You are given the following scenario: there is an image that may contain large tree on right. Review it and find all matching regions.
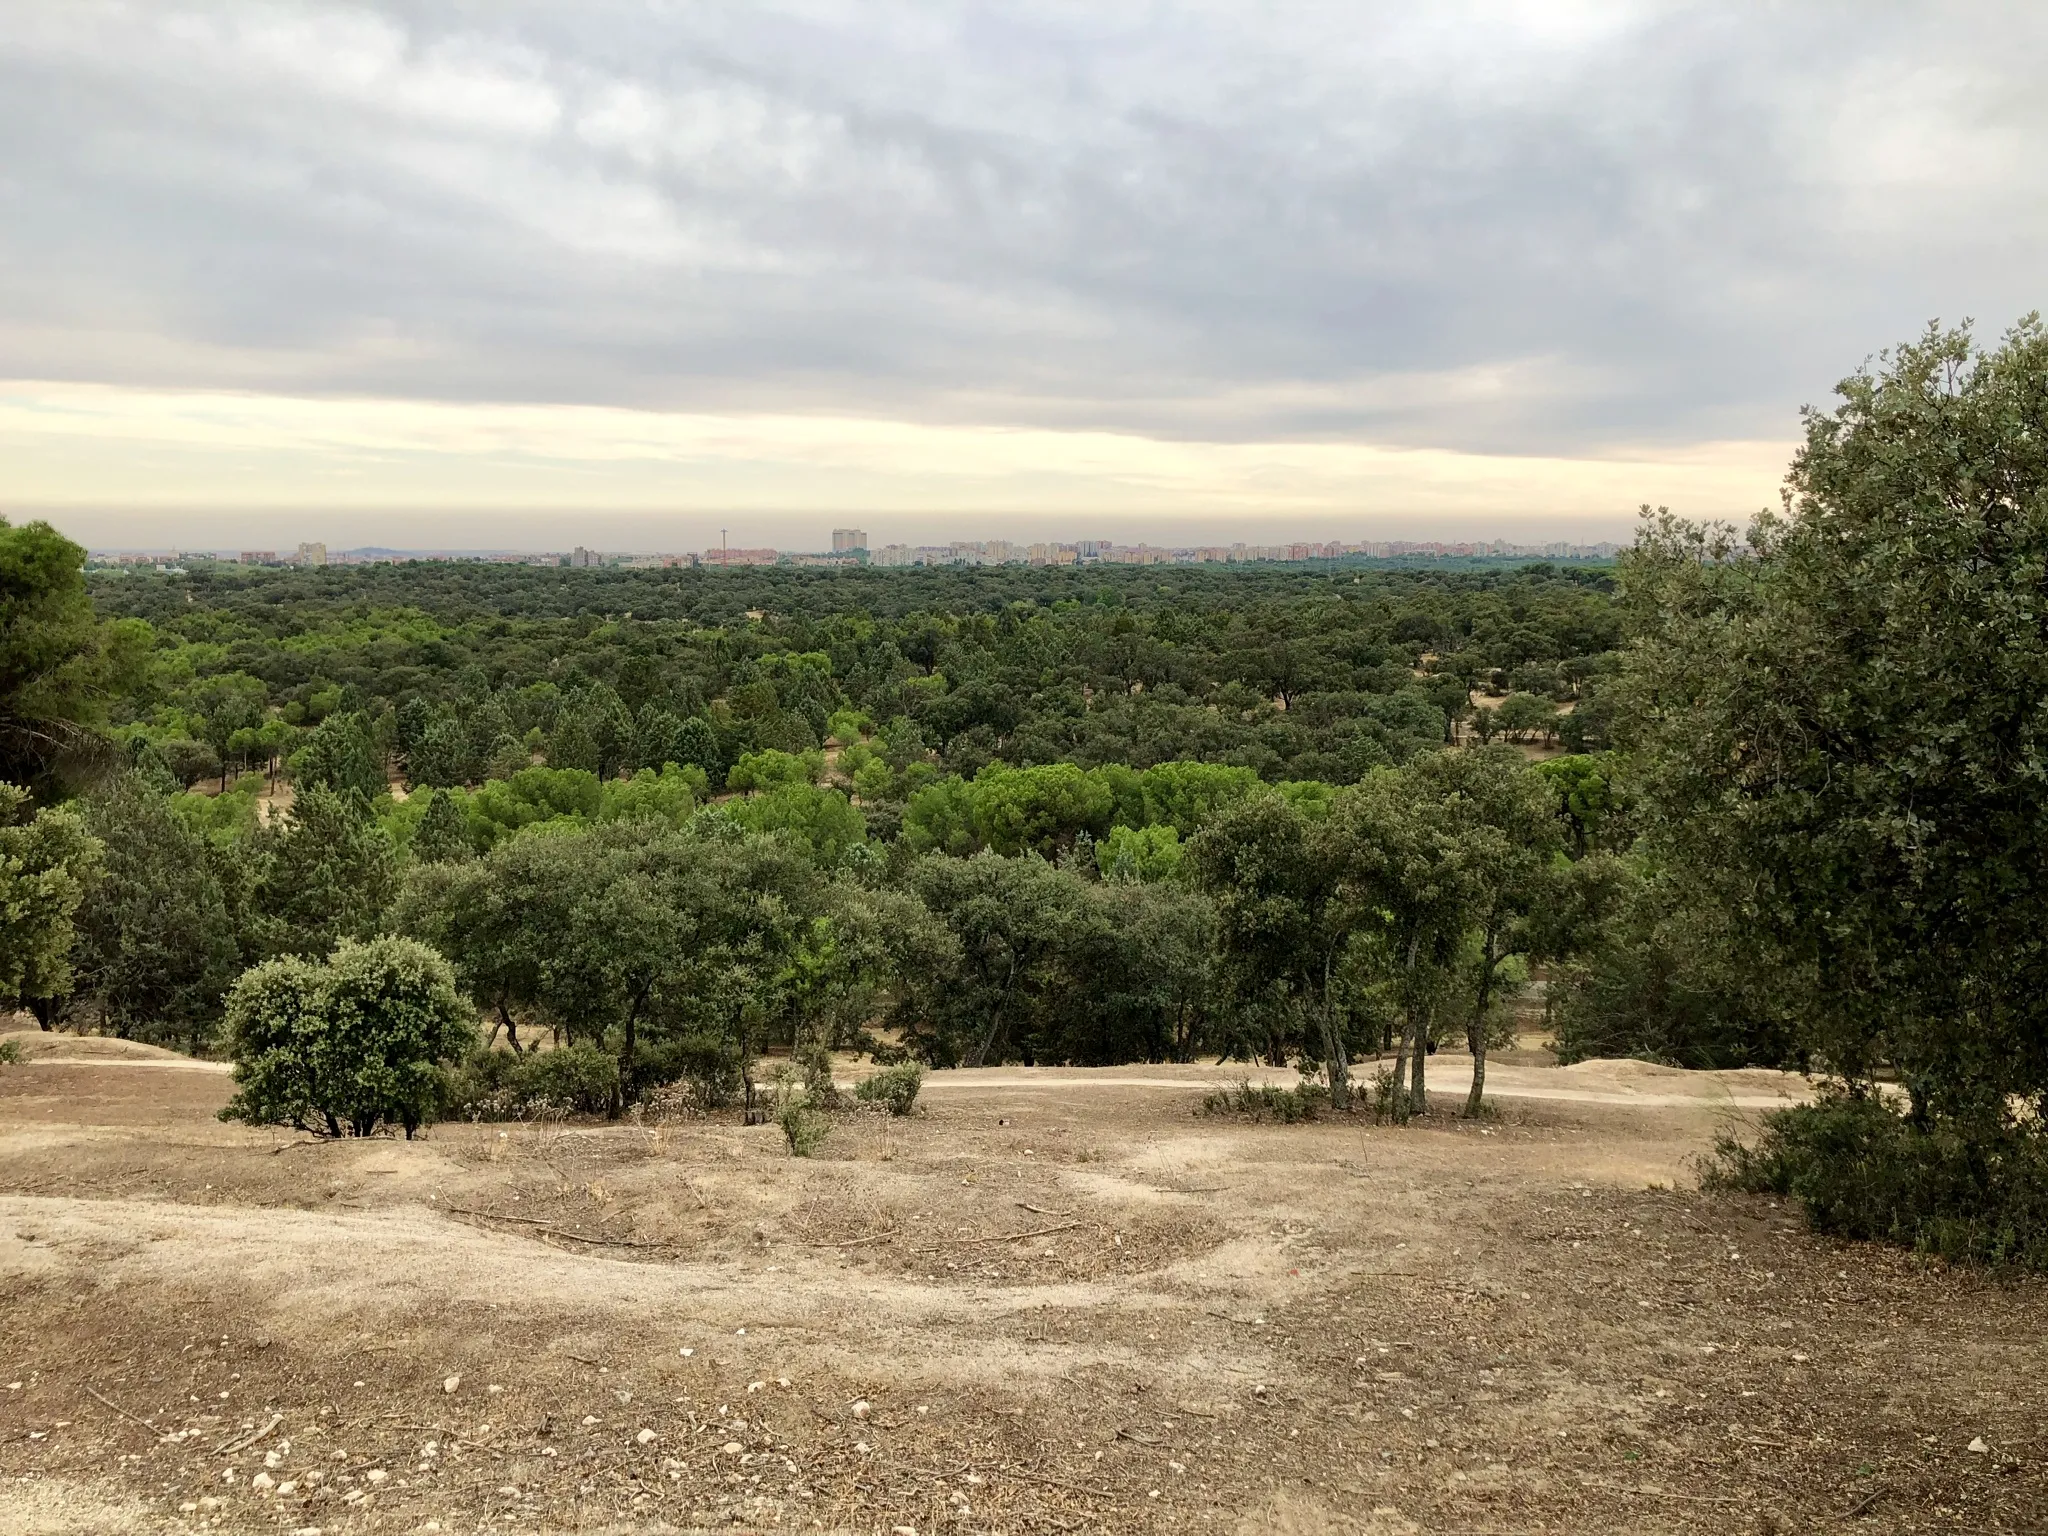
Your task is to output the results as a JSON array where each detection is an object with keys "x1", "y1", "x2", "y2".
[{"x1": 1624, "y1": 317, "x2": 2048, "y2": 1139}]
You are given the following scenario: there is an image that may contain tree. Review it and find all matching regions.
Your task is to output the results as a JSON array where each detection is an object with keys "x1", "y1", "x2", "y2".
[
  {"x1": 219, "y1": 936, "x2": 474, "y2": 1138},
  {"x1": 1405, "y1": 747, "x2": 1564, "y2": 1114},
  {"x1": 291, "y1": 711, "x2": 386, "y2": 802},
  {"x1": 1326, "y1": 763, "x2": 1481, "y2": 1116},
  {"x1": 1186, "y1": 794, "x2": 1355, "y2": 1104},
  {"x1": 73, "y1": 774, "x2": 244, "y2": 1049},
  {"x1": 1622, "y1": 318, "x2": 2048, "y2": 1192},
  {"x1": 411, "y1": 788, "x2": 473, "y2": 865},
  {"x1": 251, "y1": 785, "x2": 398, "y2": 959},
  {"x1": 0, "y1": 519, "x2": 148, "y2": 795},
  {"x1": 906, "y1": 852, "x2": 1093, "y2": 1067},
  {"x1": 0, "y1": 783, "x2": 101, "y2": 1024}
]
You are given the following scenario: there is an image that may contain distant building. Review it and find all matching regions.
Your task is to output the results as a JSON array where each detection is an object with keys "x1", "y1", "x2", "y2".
[
  {"x1": 239, "y1": 551, "x2": 277, "y2": 565},
  {"x1": 831, "y1": 528, "x2": 868, "y2": 555},
  {"x1": 296, "y1": 542, "x2": 327, "y2": 567}
]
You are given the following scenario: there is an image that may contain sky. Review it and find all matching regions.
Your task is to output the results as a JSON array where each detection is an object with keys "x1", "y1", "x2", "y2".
[{"x1": 2, "y1": 1, "x2": 2044, "y2": 551}]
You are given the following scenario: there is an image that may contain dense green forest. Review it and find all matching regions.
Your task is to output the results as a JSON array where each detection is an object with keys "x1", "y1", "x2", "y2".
[{"x1": 7, "y1": 318, "x2": 2048, "y2": 1268}]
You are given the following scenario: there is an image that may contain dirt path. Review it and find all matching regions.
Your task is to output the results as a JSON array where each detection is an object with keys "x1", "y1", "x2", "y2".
[{"x1": 0, "y1": 1052, "x2": 2041, "y2": 1534}]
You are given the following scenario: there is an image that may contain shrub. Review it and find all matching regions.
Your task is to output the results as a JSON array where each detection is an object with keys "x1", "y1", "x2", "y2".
[
  {"x1": 446, "y1": 1041, "x2": 622, "y2": 1118},
  {"x1": 1200, "y1": 1078, "x2": 1327, "y2": 1124},
  {"x1": 854, "y1": 1060, "x2": 924, "y2": 1116},
  {"x1": 778, "y1": 1096, "x2": 830, "y2": 1156},
  {"x1": 0, "y1": 1038, "x2": 18, "y2": 1066},
  {"x1": 634, "y1": 1031, "x2": 742, "y2": 1109},
  {"x1": 219, "y1": 937, "x2": 474, "y2": 1138},
  {"x1": 1701, "y1": 1089, "x2": 2048, "y2": 1272}
]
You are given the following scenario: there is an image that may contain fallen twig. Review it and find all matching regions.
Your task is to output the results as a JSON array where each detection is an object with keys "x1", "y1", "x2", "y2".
[
  {"x1": 916, "y1": 1222, "x2": 1082, "y2": 1251},
  {"x1": 1844, "y1": 1487, "x2": 1888, "y2": 1519},
  {"x1": 446, "y1": 1206, "x2": 668, "y2": 1249},
  {"x1": 219, "y1": 1414, "x2": 282, "y2": 1456},
  {"x1": 1576, "y1": 1479, "x2": 1739, "y2": 1505},
  {"x1": 1114, "y1": 1427, "x2": 1162, "y2": 1445},
  {"x1": 806, "y1": 1229, "x2": 897, "y2": 1249},
  {"x1": 1015, "y1": 1203, "x2": 1071, "y2": 1216},
  {"x1": 85, "y1": 1385, "x2": 156, "y2": 1432}
]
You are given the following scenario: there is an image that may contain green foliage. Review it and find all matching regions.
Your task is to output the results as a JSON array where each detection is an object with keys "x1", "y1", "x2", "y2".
[
  {"x1": 1200, "y1": 1078, "x2": 1328, "y2": 1123},
  {"x1": 290, "y1": 710, "x2": 386, "y2": 803},
  {"x1": 1096, "y1": 822, "x2": 1182, "y2": 883},
  {"x1": 1703, "y1": 1090, "x2": 2048, "y2": 1271},
  {"x1": 726, "y1": 748, "x2": 824, "y2": 792},
  {"x1": 73, "y1": 773, "x2": 244, "y2": 1047},
  {"x1": 168, "y1": 775, "x2": 265, "y2": 846},
  {"x1": 0, "y1": 1038, "x2": 18, "y2": 1066},
  {"x1": 1621, "y1": 318, "x2": 2048, "y2": 1125},
  {"x1": 854, "y1": 1060, "x2": 924, "y2": 1116},
  {"x1": 777, "y1": 1092, "x2": 831, "y2": 1156},
  {"x1": 220, "y1": 936, "x2": 474, "y2": 1138},
  {"x1": 446, "y1": 1042, "x2": 621, "y2": 1118},
  {"x1": 722, "y1": 781, "x2": 867, "y2": 866},
  {"x1": 251, "y1": 785, "x2": 398, "y2": 959},
  {"x1": 0, "y1": 783, "x2": 102, "y2": 1017},
  {"x1": 1, "y1": 517, "x2": 148, "y2": 793}
]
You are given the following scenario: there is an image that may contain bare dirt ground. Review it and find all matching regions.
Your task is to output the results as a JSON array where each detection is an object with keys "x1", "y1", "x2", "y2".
[{"x1": 1, "y1": 1034, "x2": 2044, "y2": 1535}]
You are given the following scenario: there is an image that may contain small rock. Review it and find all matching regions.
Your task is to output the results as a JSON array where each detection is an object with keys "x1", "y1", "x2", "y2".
[
  {"x1": 276, "y1": 1480, "x2": 297, "y2": 1495},
  {"x1": 264, "y1": 1449, "x2": 283, "y2": 1468},
  {"x1": 636, "y1": 1428, "x2": 657, "y2": 1445},
  {"x1": 252, "y1": 1472, "x2": 275, "y2": 1492},
  {"x1": 679, "y1": 1347, "x2": 695, "y2": 1358},
  {"x1": 851, "y1": 1399, "x2": 872, "y2": 1419},
  {"x1": 721, "y1": 1441, "x2": 744, "y2": 1455},
  {"x1": 442, "y1": 1375, "x2": 461, "y2": 1394},
  {"x1": 1968, "y1": 1437, "x2": 1989, "y2": 1454},
  {"x1": 364, "y1": 1468, "x2": 388, "y2": 1485}
]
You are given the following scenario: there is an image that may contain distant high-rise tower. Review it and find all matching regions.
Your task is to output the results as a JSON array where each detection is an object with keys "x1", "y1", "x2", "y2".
[
  {"x1": 296, "y1": 541, "x2": 327, "y2": 568},
  {"x1": 832, "y1": 528, "x2": 868, "y2": 555}
]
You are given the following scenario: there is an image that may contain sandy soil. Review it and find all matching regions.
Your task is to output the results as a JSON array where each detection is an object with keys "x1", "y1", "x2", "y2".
[{"x1": 0, "y1": 1041, "x2": 2042, "y2": 1535}]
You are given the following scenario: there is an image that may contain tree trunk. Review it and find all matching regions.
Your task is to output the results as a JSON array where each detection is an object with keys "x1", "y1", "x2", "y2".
[
  {"x1": 1409, "y1": 1002, "x2": 1430, "y2": 1115},
  {"x1": 965, "y1": 956, "x2": 1019, "y2": 1068},
  {"x1": 1465, "y1": 930, "x2": 1500, "y2": 1118},
  {"x1": 1321, "y1": 947, "x2": 1350, "y2": 1110},
  {"x1": 498, "y1": 1002, "x2": 525, "y2": 1055}
]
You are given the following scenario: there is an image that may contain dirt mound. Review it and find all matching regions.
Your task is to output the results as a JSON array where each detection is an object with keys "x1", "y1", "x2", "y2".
[{"x1": 0, "y1": 1030, "x2": 197, "y2": 1064}]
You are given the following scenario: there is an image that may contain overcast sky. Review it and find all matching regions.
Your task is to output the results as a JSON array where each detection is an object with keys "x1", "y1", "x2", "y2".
[{"x1": 3, "y1": 1, "x2": 2044, "y2": 549}]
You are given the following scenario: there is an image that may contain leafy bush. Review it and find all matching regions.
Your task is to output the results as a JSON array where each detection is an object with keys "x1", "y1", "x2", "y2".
[
  {"x1": 634, "y1": 1031, "x2": 742, "y2": 1109},
  {"x1": 219, "y1": 937, "x2": 474, "y2": 1138},
  {"x1": 447, "y1": 1042, "x2": 620, "y2": 1117},
  {"x1": 1200, "y1": 1078, "x2": 1327, "y2": 1123},
  {"x1": 854, "y1": 1060, "x2": 924, "y2": 1116},
  {"x1": 778, "y1": 1096, "x2": 830, "y2": 1156},
  {"x1": 0, "y1": 1038, "x2": 19, "y2": 1066},
  {"x1": 1702, "y1": 1090, "x2": 2048, "y2": 1272}
]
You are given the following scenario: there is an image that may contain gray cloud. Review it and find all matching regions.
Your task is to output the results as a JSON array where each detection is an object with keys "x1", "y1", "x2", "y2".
[{"x1": 2, "y1": 0, "x2": 2043, "y2": 452}]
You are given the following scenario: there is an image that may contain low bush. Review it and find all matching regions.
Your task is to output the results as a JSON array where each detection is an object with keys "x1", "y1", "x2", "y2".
[
  {"x1": 446, "y1": 1042, "x2": 620, "y2": 1118},
  {"x1": 854, "y1": 1060, "x2": 924, "y2": 1116},
  {"x1": 1200, "y1": 1078, "x2": 1327, "y2": 1123},
  {"x1": 1701, "y1": 1089, "x2": 2048, "y2": 1272},
  {"x1": 778, "y1": 1096, "x2": 830, "y2": 1156},
  {"x1": 0, "y1": 1038, "x2": 18, "y2": 1066},
  {"x1": 219, "y1": 937, "x2": 473, "y2": 1138}
]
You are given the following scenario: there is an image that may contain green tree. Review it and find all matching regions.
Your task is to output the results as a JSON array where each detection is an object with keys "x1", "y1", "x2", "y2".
[
  {"x1": 411, "y1": 788, "x2": 473, "y2": 864},
  {"x1": 1, "y1": 518, "x2": 148, "y2": 794},
  {"x1": 1622, "y1": 318, "x2": 2048, "y2": 1210},
  {"x1": 252, "y1": 785, "x2": 398, "y2": 958},
  {"x1": 72, "y1": 774, "x2": 245, "y2": 1049},
  {"x1": 1406, "y1": 747, "x2": 1564, "y2": 1114},
  {"x1": 219, "y1": 936, "x2": 474, "y2": 1138},
  {"x1": 0, "y1": 783, "x2": 102, "y2": 1024},
  {"x1": 1185, "y1": 793, "x2": 1355, "y2": 1103},
  {"x1": 291, "y1": 711, "x2": 386, "y2": 802}
]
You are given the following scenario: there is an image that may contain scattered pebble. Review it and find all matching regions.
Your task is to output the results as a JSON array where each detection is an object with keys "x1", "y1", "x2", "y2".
[
  {"x1": 636, "y1": 1428, "x2": 657, "y2": 1445},
  {"x1": 442, "y1": 1375, "x2": 461, "y2": 1394},
  {"x1": 1969, "y1": 1437, "x2": 1989, "y2": 1454},
  {"x1": 851, "y1": 1399, "x2": 872, "y2": 1419}
]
